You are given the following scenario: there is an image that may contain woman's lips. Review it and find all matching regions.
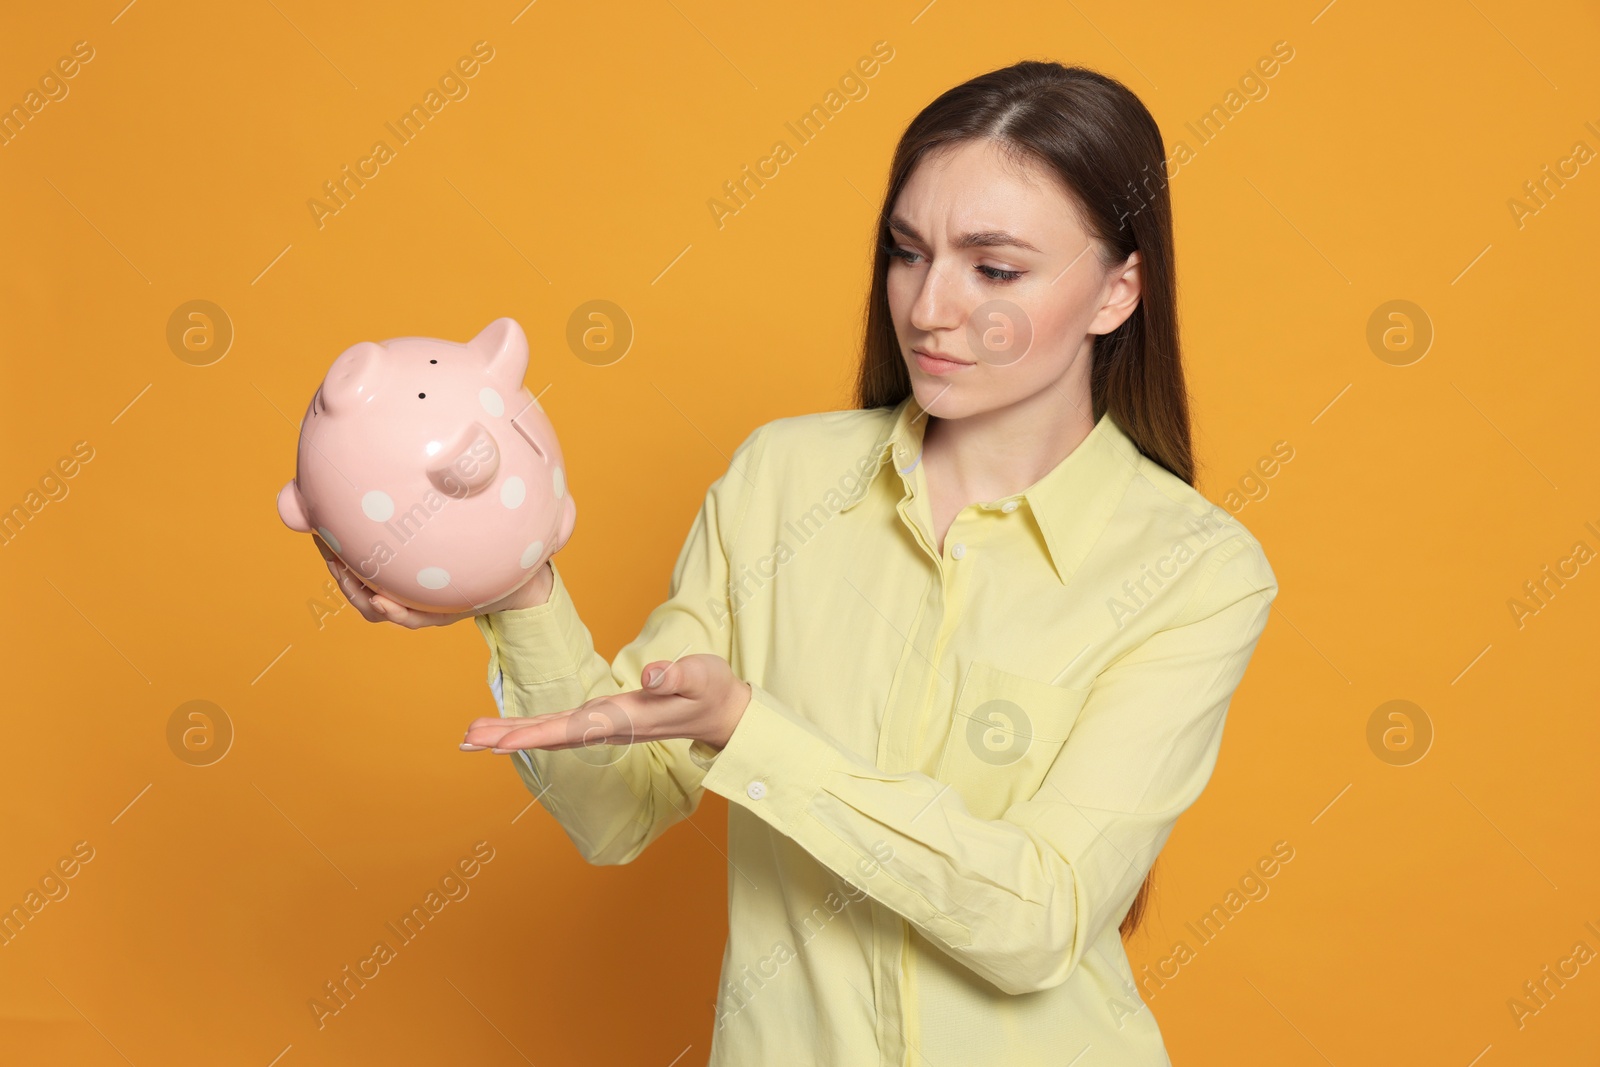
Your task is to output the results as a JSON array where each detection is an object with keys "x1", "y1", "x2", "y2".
[{"x1": 914, "y1": 349, "x2": 971, "y2": 375}]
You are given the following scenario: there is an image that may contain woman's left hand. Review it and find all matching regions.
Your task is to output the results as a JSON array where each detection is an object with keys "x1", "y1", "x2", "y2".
[{"x1": 460, "y1": 653, "x2": 753, "y2": 755}]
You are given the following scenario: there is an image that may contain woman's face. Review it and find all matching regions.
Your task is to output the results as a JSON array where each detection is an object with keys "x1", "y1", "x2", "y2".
[{"x1": 884, "y1": 137, "x2": 1142, "y2": 421}]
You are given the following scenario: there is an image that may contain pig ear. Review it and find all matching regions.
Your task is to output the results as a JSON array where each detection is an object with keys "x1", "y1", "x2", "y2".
[
  {"x1": 321, "y1": 341, "x2": 384, "y2": 415},
  {"x1": 277, "y1": 481, "x2": 313, "y2": 532},
  {"x1": 469, "y1": 318, "x2": 529, "y2": 386}
]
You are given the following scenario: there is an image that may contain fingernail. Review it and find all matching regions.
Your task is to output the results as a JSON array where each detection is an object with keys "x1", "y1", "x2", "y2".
[
  {"x1": 372, "y1": 600, "x2": 387, "y2": 614},
  {"x1": 489, "y1": 747, "x2": 512, "y2": 754},
  {"x1": 460, "y1": 743, "x2": 488, "y2": 751},
  {"x1": 644, "y1": 668, "x2": 662, "y2": 687}
]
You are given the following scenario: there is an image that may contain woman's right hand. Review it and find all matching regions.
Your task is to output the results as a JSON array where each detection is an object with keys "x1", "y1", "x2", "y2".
[{"x1": 314, "y1": 534, "x2": 554, "y2": 629}]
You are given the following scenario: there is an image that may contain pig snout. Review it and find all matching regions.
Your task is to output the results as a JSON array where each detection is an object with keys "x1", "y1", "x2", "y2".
[{"x1": 427, "y1": 421, "x2": 501, "y2": 498}]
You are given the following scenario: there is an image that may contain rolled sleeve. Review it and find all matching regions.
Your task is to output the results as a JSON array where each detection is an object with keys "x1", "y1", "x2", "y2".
[
  {"x1": 689, "y1": 684, "x2": 844, "y2": 831},
  {"x1": 473, "y1": 559, "x2": 590, "y2": 698}
]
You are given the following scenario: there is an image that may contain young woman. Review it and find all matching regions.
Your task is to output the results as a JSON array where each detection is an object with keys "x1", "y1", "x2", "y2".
[{"x1": 322, "y1": 60, "x2": 1279, "y2": 1066}]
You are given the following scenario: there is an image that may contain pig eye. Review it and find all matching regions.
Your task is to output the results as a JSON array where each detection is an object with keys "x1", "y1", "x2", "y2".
[
  {"x1": 418, "y1": 393, "x2": 426, "y2": 399},
  {"x1": 430, "y1": 359, "x2": 437, "y2": 364}
]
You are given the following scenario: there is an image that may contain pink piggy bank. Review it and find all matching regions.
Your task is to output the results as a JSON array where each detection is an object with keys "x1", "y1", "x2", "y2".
[{"x1": 276, "y1": 317, "x2": 576, "y2": 613}]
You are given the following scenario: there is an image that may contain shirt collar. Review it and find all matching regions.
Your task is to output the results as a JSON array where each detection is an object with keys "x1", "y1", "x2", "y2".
[{"x1": 840, "y1": 393, "x2": 1144, "y2": 585}]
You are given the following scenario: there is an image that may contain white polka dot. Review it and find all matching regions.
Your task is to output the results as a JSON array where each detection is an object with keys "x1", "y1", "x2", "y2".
[
  {"x1": 500, "y1": 476, "x2": 526, "y2": 508},
  {"x1": 519, "y1": 540, "x2": 545, "y2": 568},
  {"x1": 553, "y1": 466, "x2": 565, "y2": 499},
  {"x1": 479, "y1": 387, "x2": 505, "y2": 417},
  {"x1": 316, "y1": 526, "x2": 341, "y2": 553},
  {"x1": 417, "y1": 566, "x2": 451, "y2": 589},
  {"x1": 362, "y1": 491, "x2": 394, "y2": 522}
]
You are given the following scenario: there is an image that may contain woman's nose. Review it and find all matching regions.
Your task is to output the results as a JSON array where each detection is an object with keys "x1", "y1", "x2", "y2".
[{"x1": 909, "y1": 259, "x2": 966, "y2": 333}]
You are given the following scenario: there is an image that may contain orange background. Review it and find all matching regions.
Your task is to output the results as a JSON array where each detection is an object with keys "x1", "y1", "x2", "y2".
[{"x1": 3, "y1": 0, "x2": 1597, "y2": 1063}]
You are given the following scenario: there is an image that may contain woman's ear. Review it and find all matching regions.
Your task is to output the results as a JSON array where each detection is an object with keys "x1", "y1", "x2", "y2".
[{"x1": 1089, "y1": 251, "x2": 1141, "y2": 336}]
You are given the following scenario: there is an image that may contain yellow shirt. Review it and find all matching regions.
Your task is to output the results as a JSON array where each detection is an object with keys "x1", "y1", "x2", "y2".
[{"x1": 474, "y1": 393, "x2": 1278, "y2": 1066}]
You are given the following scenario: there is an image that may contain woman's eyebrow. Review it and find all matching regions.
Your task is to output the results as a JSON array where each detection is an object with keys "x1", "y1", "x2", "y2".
[{"x1": 887, "y1": 215, "x2": 1043, "y2": 254}]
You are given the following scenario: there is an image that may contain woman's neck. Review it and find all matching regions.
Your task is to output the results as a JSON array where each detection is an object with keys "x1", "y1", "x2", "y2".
[{"x1": 921, "y1": 377, "x2": 1096, "y2": 505}]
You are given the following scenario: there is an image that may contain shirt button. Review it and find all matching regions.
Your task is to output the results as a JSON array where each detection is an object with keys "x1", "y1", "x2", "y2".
[
  {"x1": 746, "y1": 780, "x2": 767, "y2": 800},
  {"x1": 1001, "y1": 500, "x2": 1019, "y2": 513},
  {"x1": 951, "y1": 542, "x2": 966, "y2": 560}
]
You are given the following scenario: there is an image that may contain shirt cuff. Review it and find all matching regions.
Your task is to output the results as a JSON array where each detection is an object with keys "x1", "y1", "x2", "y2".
[
  {"x1": 689, "y1": 682, "x2": 851, "y2": 834},
  {"x1": 472, "y1": 561, "x2": 588, "y2": 689}
]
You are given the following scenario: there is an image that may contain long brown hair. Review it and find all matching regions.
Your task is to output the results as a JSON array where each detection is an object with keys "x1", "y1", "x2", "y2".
[{"x1": 854, "y1": 61, "x2": 1193, "y2": 939}]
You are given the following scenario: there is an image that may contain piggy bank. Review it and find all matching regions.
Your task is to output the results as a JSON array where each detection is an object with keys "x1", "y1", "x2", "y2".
[{"x1": 276, "y1": 317, "x2": 576, "y2": 613}]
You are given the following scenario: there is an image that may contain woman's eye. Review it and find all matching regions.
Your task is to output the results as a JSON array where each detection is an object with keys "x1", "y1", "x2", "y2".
[
  {"x1": 883, "y1": 241, "x2": 1022, "y2": 283},
  {"x1": 977, "y1": 264, "x2": 1024, "y2": 282},
  {"x1": 883, "y1": 242, "x2": 921, "y2": 265}
]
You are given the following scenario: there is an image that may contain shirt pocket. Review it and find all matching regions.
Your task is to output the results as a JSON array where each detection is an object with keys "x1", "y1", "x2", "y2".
[{"x1": 934, "y1": 660, "x2": 1092, "y2": 821}]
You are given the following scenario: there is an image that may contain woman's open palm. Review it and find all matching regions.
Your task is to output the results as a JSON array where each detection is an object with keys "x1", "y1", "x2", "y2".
[{"x1": 461, "y1": 653, "x2": 751, "y2": 754}]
